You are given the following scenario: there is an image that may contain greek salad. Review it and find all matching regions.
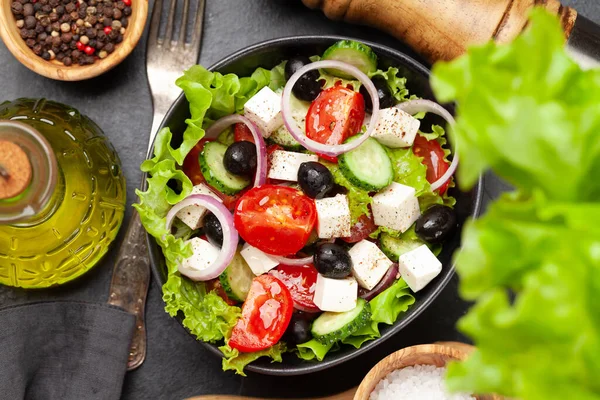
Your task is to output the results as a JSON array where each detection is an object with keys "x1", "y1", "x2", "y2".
[{"x1": 135, "y1": 40, "x2": 458, "y2": 375}]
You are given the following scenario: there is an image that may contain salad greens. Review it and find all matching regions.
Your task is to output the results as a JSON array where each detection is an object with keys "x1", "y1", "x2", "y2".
[
  {"x1": 135, "y1": 47, "x2": 452, "y2": 375},
  {"x1": 430, "y1": 9, "x2": 600, "y2": 399},
  {"x1": 297, "y1": 279, "x2": 415, "y2": 360}
]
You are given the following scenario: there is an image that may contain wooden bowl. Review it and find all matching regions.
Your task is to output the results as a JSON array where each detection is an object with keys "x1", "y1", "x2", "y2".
[
  {"x1": 0, "y1": 0, "x2": 148, "y2": 81},
  {"x1": 354, "y1": 342, "x2": 503, "y2": 400}
]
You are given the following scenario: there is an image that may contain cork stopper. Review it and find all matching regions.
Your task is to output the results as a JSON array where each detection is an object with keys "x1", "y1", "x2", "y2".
[{"x1": 0, "y1": 140, "x2": 32, "y2": 200}]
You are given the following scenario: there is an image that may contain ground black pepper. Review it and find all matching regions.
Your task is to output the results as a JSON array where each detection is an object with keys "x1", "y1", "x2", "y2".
[{"x1": 11, "y1": 0, "x2": 132, "y2": 67}]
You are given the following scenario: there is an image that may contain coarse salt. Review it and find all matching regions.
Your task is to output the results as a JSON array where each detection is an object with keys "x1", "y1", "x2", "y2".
[{"x1": 369, "y1": 365, "x2": 474, "y2": 400}]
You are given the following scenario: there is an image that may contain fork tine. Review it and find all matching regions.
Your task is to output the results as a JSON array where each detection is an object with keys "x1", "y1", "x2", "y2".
[
  {"x1": 164, "y1": 0, "x2": 178, "y2": 46},
  {"x1": 147, "y1": 0, "x2": 163, "y2": 47},
  {"x1": 178, "y1": 0, "x2": 190, "y2": 47},
  {"x1": 190, "y1": 0, "x2": 205, "y2": 50}
]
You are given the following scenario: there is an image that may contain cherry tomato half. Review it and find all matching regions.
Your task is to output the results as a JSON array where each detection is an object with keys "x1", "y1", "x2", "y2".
[
  {"x1": 234, "y1": 185, "x2": 317, "y2": 256},
  {"x1": 306, "y1": 85, "x2": 365, "y2": 146},
  {"x1": 412, "y1": 136, "x2": 450, "y2": 195},
  {"x1": 270, "y1": 264, "x2": 319, "y2": 313},
  {"x1": 234, "y1": 123, "x2": 255, "y2": 144},
  {"x1": 340, "y1": 213, "x2": 377, "y2": 243},
  {"x1": 229, "y1": 275, "x2": 293, "y2": 352}
]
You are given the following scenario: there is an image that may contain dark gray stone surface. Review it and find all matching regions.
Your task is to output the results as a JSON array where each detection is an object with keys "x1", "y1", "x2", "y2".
[{"x1": 0, "y1": 1, "x2": 598, "y2": 399}]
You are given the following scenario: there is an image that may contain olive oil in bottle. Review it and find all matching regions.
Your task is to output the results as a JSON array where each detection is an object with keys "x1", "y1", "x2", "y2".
[{"x1": 0, "y1": 99, "x2": 126, "y2": 288}]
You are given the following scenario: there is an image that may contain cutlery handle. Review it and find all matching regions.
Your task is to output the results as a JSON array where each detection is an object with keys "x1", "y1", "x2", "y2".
[
  {"x1": 108, "y1": 210, "x2": 151, "y2": 371},
  {"x1": 302, "y1": 0, "x2": 577, "y2": 63}
]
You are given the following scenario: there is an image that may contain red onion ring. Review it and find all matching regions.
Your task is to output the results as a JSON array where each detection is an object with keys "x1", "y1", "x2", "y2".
[
  {"x1": 165, "y1": 194, "x2": 239, "y2": 281},
  {"x1": 395, "y1": 99, "x2": 458, "y2": 191},
  {"x1": 281, "y1": 60, "x2": 381, "y2": 157},
  {"x1": 272, "y1": 254, "x2": 314, "y2": 266},
  {"x1": 359, "y1": 263, "x2": 399, "y2": 301},
  {"x1": 205, "y1": 115, "x2": 267, "y2": 187}
]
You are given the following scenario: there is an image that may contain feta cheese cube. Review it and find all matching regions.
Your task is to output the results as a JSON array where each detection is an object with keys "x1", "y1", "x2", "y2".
[
  {"x1": 175, "y1": 184, "x2": 223, "y2": 230},
  {"x1": 372, "y1": 182, "x2": 420, "y2": 233},
  {"x1": 178, "y1": 238, "x2": 221, "y2": 277},
  {"x1": 348, "y1": 239, "x2": 394, "y2": 290},
  {"x1": 315, "y1": 194, "x2": 351, "y2": 239},
  {"x1": 240, "y1": 243, "x2": 280, "y2": 276},
  {"x1": 313, "y1": 274, "x2": 358, "y2": 312},
  {"x1": 243, "y1": 87, "x2": 283, "y2": 138},
  {"x1": 371, "y1": 108, "x2": 420, "y2": 148},
  {"x1": 398, "y1": 245, "x2": 442, "y2": 292},
  {"x1": 268, "y1": 150, "x2": 318, "y2": 182}
]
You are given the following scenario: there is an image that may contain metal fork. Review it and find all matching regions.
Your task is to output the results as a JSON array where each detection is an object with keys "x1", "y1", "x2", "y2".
[
  {"x1": 108, "y1": 0, "x2": 206, "y2": 372},
  {"x1": 147, "y1": 0, "x2": 206, "y2": 144}
]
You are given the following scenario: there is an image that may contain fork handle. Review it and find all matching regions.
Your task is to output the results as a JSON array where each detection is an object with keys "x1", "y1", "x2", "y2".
[{"x1": 108, "y1": 210, "x2": 151, "y2": 371}]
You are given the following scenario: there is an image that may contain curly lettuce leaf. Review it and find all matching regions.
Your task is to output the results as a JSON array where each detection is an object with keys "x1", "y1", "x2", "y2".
[
  {"x1": 324, "y1": 162, "x2": 372, "y2": 224},
  {"x1": 134, "y1": 63, "x2": 279, "y2": 353},
  {"x1": 220, "y1": 342, "x2": 287, "y2": 376},
  {"x1": 297, "y1": 279, "x2": 415, "y2": 359},
  {"x1": 369, "y1": 67, "x2": 410, "y2": 102},
  {"x1": 430, "y1": 9, "x2": 600, "y2": 399}
]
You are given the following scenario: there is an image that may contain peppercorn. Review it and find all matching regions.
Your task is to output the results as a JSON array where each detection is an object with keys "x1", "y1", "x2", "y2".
[
  {"x1": 41, "y1": 5, "x2": 52, "y2": 13},
  {"x1": 11, "y1": 2, "x2": 24, "y2": 16},
  {"x1": 25, "y1": 29, "x2": 36, "y2": 39},
  {"x1": 103, "y1": 26, "x2": 111, "y2": 35},
  {"x1": 116, "y1": 34, "x2": 123, "y2": 44},
  {"x1": 63, "y1": 57, "x2": 72, "y2": 66},
  {"x1": 59, "y1": 13, "x2": 71, "y2": 23},
  {"x1": 33, "y1": 3, "x2": 42, "y2": 13},
  {"x1": 16, "y1": 19, "x2": 24, "y2": 28},
  {"x1": 113, "y1": 9, "x2": 122, "y2": 19},
  {"x1": 65, "y1": 3, "x2": 76, "y2": 13},
  {"x1": 116, "y1": 1, "x2": 125, "y2": 10},
  {"x1": 51, "y1": 21, "x2": 60, "y2": 31},
  {"x1": 33, "y1": 44, "x2": 43, "y2": 55},
  {"x1": 23, "y1": 3, "x2": 34, "y2": 17},
  {"x1": 56, "y1": 5, "x2": 65, "y2": 14},
  {"x1": 56, "y1": 52, "x2": 65, "y2": 61},
  {"x1": 49, "y1": 0, "x2": 60, "y2": 7},
  {"x1": 76, "y1": 41, "x2": 85, "y2": 51},
  {"x1": 104, "y1": 42, "x2": 114, "y2": 53},
  {"x1": 102, "y1": 17, "x2": 112, "y2": 27},
  {"x1": 24, "y1": 15, "x2": 36, "y2": 29},
  {"x1": 83, "y1": 45, "x2": 95, "y2": 55},
  {"x1": 72, "y1": 34, "x2": 80, "y2": 41},
  {"x1": 123, "y1": 6, "x2": 131, "y2": 16},
  {"x1": 86, "y1": 15, "x2": 97, "y2": 25},
  {"x1": 38, "y1": 32, "x2": 48, "y2": 41},
  {"x1": 71, "y1": 49, "x2": 81, "y2": 60},
  {"x1": 51, "y1": 36, "x2": 61, "y2": 47},
  {"x1": 25, "y1": 38, "x2": 36, "y2": 48},
  {"x1": 41, "y1": 51, "x2": 51, "y2": 61},
  {"x1": 123, "y1": 0, "x2": 131, "y2": 6},
  {"x1": 60, "y1": 43, "x2": 69, "y2": 52}
]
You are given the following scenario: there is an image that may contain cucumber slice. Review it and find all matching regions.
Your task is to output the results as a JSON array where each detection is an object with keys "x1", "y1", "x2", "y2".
[
  {"x1": 339, "y1": 137, "x2": 393, "y2": 191},
  {"x1": 311, "y1": 298, "x2": 371, "y2": 345},
  {"x1": 322, "y1": 40, "x2": 378, "y2": 79},
  {"x1": 216, "y1": 126, "x2": 234, "y2": 146},
  {"x1": 270, "y1": 127, "x2": 302, "y2": 150},
  {"x1": 380, "y1": 233, "x2": 424, "y2": 262},
  {"x1": 199, "y1": 142, "x2": 250, "y2": 195},
  {"x1": 219, "y1": 250, "x2": 254, "y2": 302}
]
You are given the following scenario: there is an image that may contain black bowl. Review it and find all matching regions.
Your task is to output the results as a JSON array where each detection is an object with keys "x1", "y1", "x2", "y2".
[{"x1": 146, "y1": 36, "x2": 484, "y2": 376}]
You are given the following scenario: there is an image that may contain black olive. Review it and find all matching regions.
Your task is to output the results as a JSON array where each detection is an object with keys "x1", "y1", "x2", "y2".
[
  {"x1": 360, "y1": 76, "x2": 395, "y2": 112},
  {"x1": 223, "y1": 141, "x2": 257, "y2": 177},
  {"x1": 204, "y1": 213, "x2": 223, "y2": 247},
  {"x1": 415, "y1": 205, "x2": 457, "y2": 244},
  {"x1": 283, "y1": 314, "x2": 312, "y2": 345},
  {"x1": 285, "y1": 55, "x2": 322, "y2": 102},
  {"x1": 314, "y1": 243, "x2": 352, "y2": 279},
  {"x1": 297, "y1": 162, "x2": 334, "y2": 199}
]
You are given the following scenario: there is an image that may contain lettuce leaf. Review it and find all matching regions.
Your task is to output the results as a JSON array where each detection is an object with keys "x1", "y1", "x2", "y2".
[
  {"x1": 324, "y1": 161, "x2": 372, "y2": 225},
  {"x1": 220, "y1": 342, "x2": 287, "y2": 377},
  {"x1": 369, "y1": 67, "x2": 410, "y2": 102},
  {"x1": 430, "y1": 9, "x2": 600, "y2": 399},
  {"x1": 297, "y1": 279, "x2": 415, "y2": 359},
  {"x1": 134, "y1": 63, "x2": 281, "y2": 362}
]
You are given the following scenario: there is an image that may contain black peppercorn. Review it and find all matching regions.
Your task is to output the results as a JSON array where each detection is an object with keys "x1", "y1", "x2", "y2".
[
  {"x1": 49, "y1": 0, "x2": 59, "y2": 7},
  {"x1": 102, "y1": 17, "x2": 112, "y2": 27},
  {"x1": 42, "y1": 5, "x2": 52, "y2": 13},
  {"x1": 38, "y1": 32, "x2": 48, "y2": 41},
  {"x1": 63, "y1": 57, "x2": 72, "y2": 66},
  {"x1": 60, "y1": 32, "x2": 72, "y2": 42},
  {"x1": 116, "y1": 1, "x2": 125, "y2": 10},
  {"x1": 33, "y1": 44, "x2": 43, "y2": 55},
  {"x1": 11, "y1": 2, "x2": 24, "y2": 16},
  {"x1": 60, "y1": 43, "x2": 69, "y2": 52},
  {"x1": 65, "y1": 3, "x2": 76, "y2": 13},
  {"x1": 116, "y1": 34, "x2": 123, "y2": 43},
  {"x1": 96, "y1": 30, "x2": 106, "y2": 41},
  {"x1": 123, "y1": 6, "x2": 131, "y2": 16},
  {"x1": 51, "y1": 36, "x2": 61, "y2": 47},
  {"x1": 72, "y1": 34, "x2": 79, "y2": 41},
  {"x1": 113, "y1": 9, "x2": 121, "y2": 19},
  {"x1": 24, "y1": 15, "x2": 36, "y2": 29},
  {"x1": 51, "y1": 22, "x2": 61, "y2": 31},
  {"x1": 59, "y1": 13, "x2": 71, "y2": 23},
  {"x1": 85, "y1": 28, "x2": 96, "y2": 38},
  {"x1": 35, "y1": 24, "x2": 45, "y2": 34},
  {"x1": 23, "y1": 3, "x2": 33, "y2": 16},
  {"x1": 56, "y1": 5, "x2": 65, "y2": 14},
  {"x1": 71, "y1": 49, "x2": 81, "y2": 59},
  {"x1": 41, "y1": 51, "x2": 51, "y2": 61},
  {"x1": 25, "y1": 38, "x2": 36, "y2": 48},
  {"x1": 44, "y1": 36, "x2": 53, "y2": 46},
  {"x1": 56, "y1": 52, "x2": 65, "y2": 61},
  {"x1": 69, "y1": 41, "x2": 78, "y2": 49},
  {"x1": 104, "y1": 42, "x2": 114, "y2": 53},
  {"x1": 120, "y1": 18, "x2": 128, "y2": 28},
  {"x1": 33, "y1": 3, "x2": 42, "y2": 12},
  {"x1": 88, "y1": 39, "x2": 97, "y2": 48}
]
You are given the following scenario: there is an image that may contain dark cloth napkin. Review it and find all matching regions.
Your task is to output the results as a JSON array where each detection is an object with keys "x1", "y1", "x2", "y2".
[{"x1": 0, "y1": 301, "x2": 135, "y2": 400}]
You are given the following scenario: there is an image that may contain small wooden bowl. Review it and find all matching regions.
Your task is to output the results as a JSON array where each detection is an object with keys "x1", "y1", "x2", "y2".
[
  {"x1": 0, "y1": 0, "x2": 148, "y2": 81},
  {"x1": 354, "y1": 342, "x2": 503, "y2": 400}
]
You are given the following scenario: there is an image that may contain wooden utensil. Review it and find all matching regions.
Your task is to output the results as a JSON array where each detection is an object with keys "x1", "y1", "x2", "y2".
[
  {"x1": 186, "y1": 342, "x2": 502, "y2": 400},
  {"x1": 0, "y1": 0, "x2": 147, "y2": 81},
  {"x1": 302, "y1": 0, "x2": 577, "y2": 63}
]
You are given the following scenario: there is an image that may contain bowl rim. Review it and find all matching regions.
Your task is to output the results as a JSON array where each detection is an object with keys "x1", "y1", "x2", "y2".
[
  {"x1": 145, "y1": 34, "x2": 485, "y2": 376},
  {"x1": 0, "y1": 0, "x2": 148, "y2": 81}
]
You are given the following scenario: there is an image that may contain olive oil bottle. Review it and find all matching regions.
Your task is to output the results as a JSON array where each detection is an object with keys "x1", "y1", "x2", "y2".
[{"x1": 0, "y1": 99, "x2": 126, "y2": 288}]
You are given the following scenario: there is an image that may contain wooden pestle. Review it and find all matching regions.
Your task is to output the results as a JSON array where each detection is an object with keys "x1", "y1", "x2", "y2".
[{"x1": 302, "y1": 0, "x2": 578, "y2": 63}]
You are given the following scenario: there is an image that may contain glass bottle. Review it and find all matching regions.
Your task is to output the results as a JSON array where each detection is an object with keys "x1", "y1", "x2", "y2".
[{"x1": 0, "y1": 98, "x2": 126, "y2": 288}]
